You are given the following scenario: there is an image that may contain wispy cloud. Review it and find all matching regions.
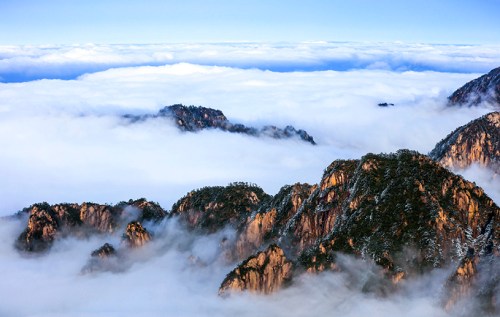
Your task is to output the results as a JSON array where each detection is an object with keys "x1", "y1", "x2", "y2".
[{"x1": 0, "y1": 217, "x2": 451, "y2": 317}]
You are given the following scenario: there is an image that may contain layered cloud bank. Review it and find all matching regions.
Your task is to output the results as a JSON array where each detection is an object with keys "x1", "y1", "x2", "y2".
[
  {"x1": 1, "y1": 42, "x2": 500, "y2": 82},
  {"x1": 0, "y1": 61, "x2": 495, "y2": 216}
]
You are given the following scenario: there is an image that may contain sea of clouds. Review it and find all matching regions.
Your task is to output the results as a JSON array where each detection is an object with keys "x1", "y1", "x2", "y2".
[
  {"x1": 0, "y1": 42, "x2": 499, "y2": 316},
  {"x1": 0, "y1": 59, "x2": 495, "y2": 215},
  {"x1": 1, "y1": 42, "x2": 500, "y2": 82}
]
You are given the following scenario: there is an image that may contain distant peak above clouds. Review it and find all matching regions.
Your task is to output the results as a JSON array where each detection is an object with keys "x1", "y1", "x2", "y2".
[
  {"x1": 124, "y1": 104, "x2": 316, "y2": 145},
  {"x1": 448, "y1": 66, "x2": 500, "y2": 107}
]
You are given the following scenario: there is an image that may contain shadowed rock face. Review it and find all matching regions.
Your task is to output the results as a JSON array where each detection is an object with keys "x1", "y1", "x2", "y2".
[
  {"x1": 15, "y1": 199, "x2": 165, "y2": 253},
  {"x1": 81, "y1": 243, "x2": 120, "y2": 274},
  {"x1": 219, "y1": 244, "x2": 293, "y2": 296},
  {"x1": 122, "y1": 222, "x2": 152, "y2": 248},
  {"x1": 124, "y1": 104, "x2": 316, "y2": 145},
  {"x1": 448, "y1": 66, "x2": 500, "y2": 107},
  {"x1": 429, "y1": 112, "x2": 500, "y2": 172}
]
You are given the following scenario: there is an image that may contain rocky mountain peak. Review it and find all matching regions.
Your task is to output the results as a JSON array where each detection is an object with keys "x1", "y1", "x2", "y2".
[
  {"x1": 122, "y1": 222, "x2": 153, "y2": 248},
  {"x1": 448, "y1": 66, "x2": 500, "y2": 107},
  {"x1": 429, "y1": 111, "x2": 500, "y2": 172},
  {"x1": 15, "y1": 199, "x2": 165, "y2": 253}
]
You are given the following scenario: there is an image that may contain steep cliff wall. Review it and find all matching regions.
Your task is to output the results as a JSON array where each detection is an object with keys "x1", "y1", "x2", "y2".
[{"x1": 219, "y1": 244, "x2": 293, "y2": 296}]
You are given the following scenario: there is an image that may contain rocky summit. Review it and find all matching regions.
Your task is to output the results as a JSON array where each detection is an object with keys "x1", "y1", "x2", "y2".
[
  {"x1": 448, "y1": 66, "x2": 500, "y2": 107},
  {"x1": 122, "y1": 221, "x2": 153, "y2": 248},
  {"x1": 169, "y1": 182, "x2": 270, "y2": 233},
  {"x1": 124, "y1": 104, "x2": 316, "y2": 145},
  {"x1": 429, "y1": 111, "x2": 500, "y2": 172}
]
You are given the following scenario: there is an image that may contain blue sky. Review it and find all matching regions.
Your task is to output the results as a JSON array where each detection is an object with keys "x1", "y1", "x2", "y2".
[{"x1": 1, "y1": 0, "x2": 500, "y2": 45}]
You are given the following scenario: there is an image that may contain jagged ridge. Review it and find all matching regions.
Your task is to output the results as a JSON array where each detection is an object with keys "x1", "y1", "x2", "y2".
[{"x1": 124, "y1": 104, "x2": 316, "y2": 145}]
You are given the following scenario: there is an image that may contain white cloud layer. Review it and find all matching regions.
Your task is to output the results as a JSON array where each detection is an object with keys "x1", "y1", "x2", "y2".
[
  {"x1": 0, "y1": 62, "x2": 496, "y2": 216},
  {"x1": 1, "y1": 42, "x2": 500, "y2": 82}
]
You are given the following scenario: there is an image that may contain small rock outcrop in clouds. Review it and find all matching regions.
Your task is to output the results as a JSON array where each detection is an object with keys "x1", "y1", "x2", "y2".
[
  {"x1": 429, "y1": 111, "x2": 500, "y2": 172},
  {"x1": 448, "y1": 66, "x2": 500, "y2": 107},
  {"x1": 219, "y1": 244, "x2": 293, "y2": 296},
  {"x1": 124, "y1": 104, "x2": 317, "y2": 145},
  {"x1": 81, "y1": 243, "x2": 120, "y2": 274},
  {"x1": 122, "y1": 221, "x2": 153, "y2": 248}
]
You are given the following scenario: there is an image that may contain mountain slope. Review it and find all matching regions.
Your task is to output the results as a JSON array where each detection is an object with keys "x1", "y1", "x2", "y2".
[
  {"x1": 218, "y1": 150, "x2": 500, "y2": 314},
  {"x1": 449, "y1": 66, "x2": 500, "y2": 107},
  {"x1": 429, "y1": 111, "x2": 500, "y2": 172}
]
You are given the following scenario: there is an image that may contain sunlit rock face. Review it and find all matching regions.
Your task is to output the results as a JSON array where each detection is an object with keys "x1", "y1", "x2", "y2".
[
  {"x1": 122, "y1": 222, "x2": 153, "y2": 248},
  {"x1": 448, "y1": 66, "x2": 500, "y2": 107},
  {"x1": 227, "y1": 183, "x2": 317, "y2": 261},
  {"x1": 429, "y1": 112, "x2": 500, "y2": 172},
  {"x1": 219, "y1": 244, "x2": 293, "y2": 296},
  {"x1": 169, "y1": 183, "x2": 271, "y2": 233},
  {"x1": 14, "y1": 199, "x2": 165, "y2": 252},
  {"x1": 124, "y1": 104, "x2": 317, "y2": 145}
]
